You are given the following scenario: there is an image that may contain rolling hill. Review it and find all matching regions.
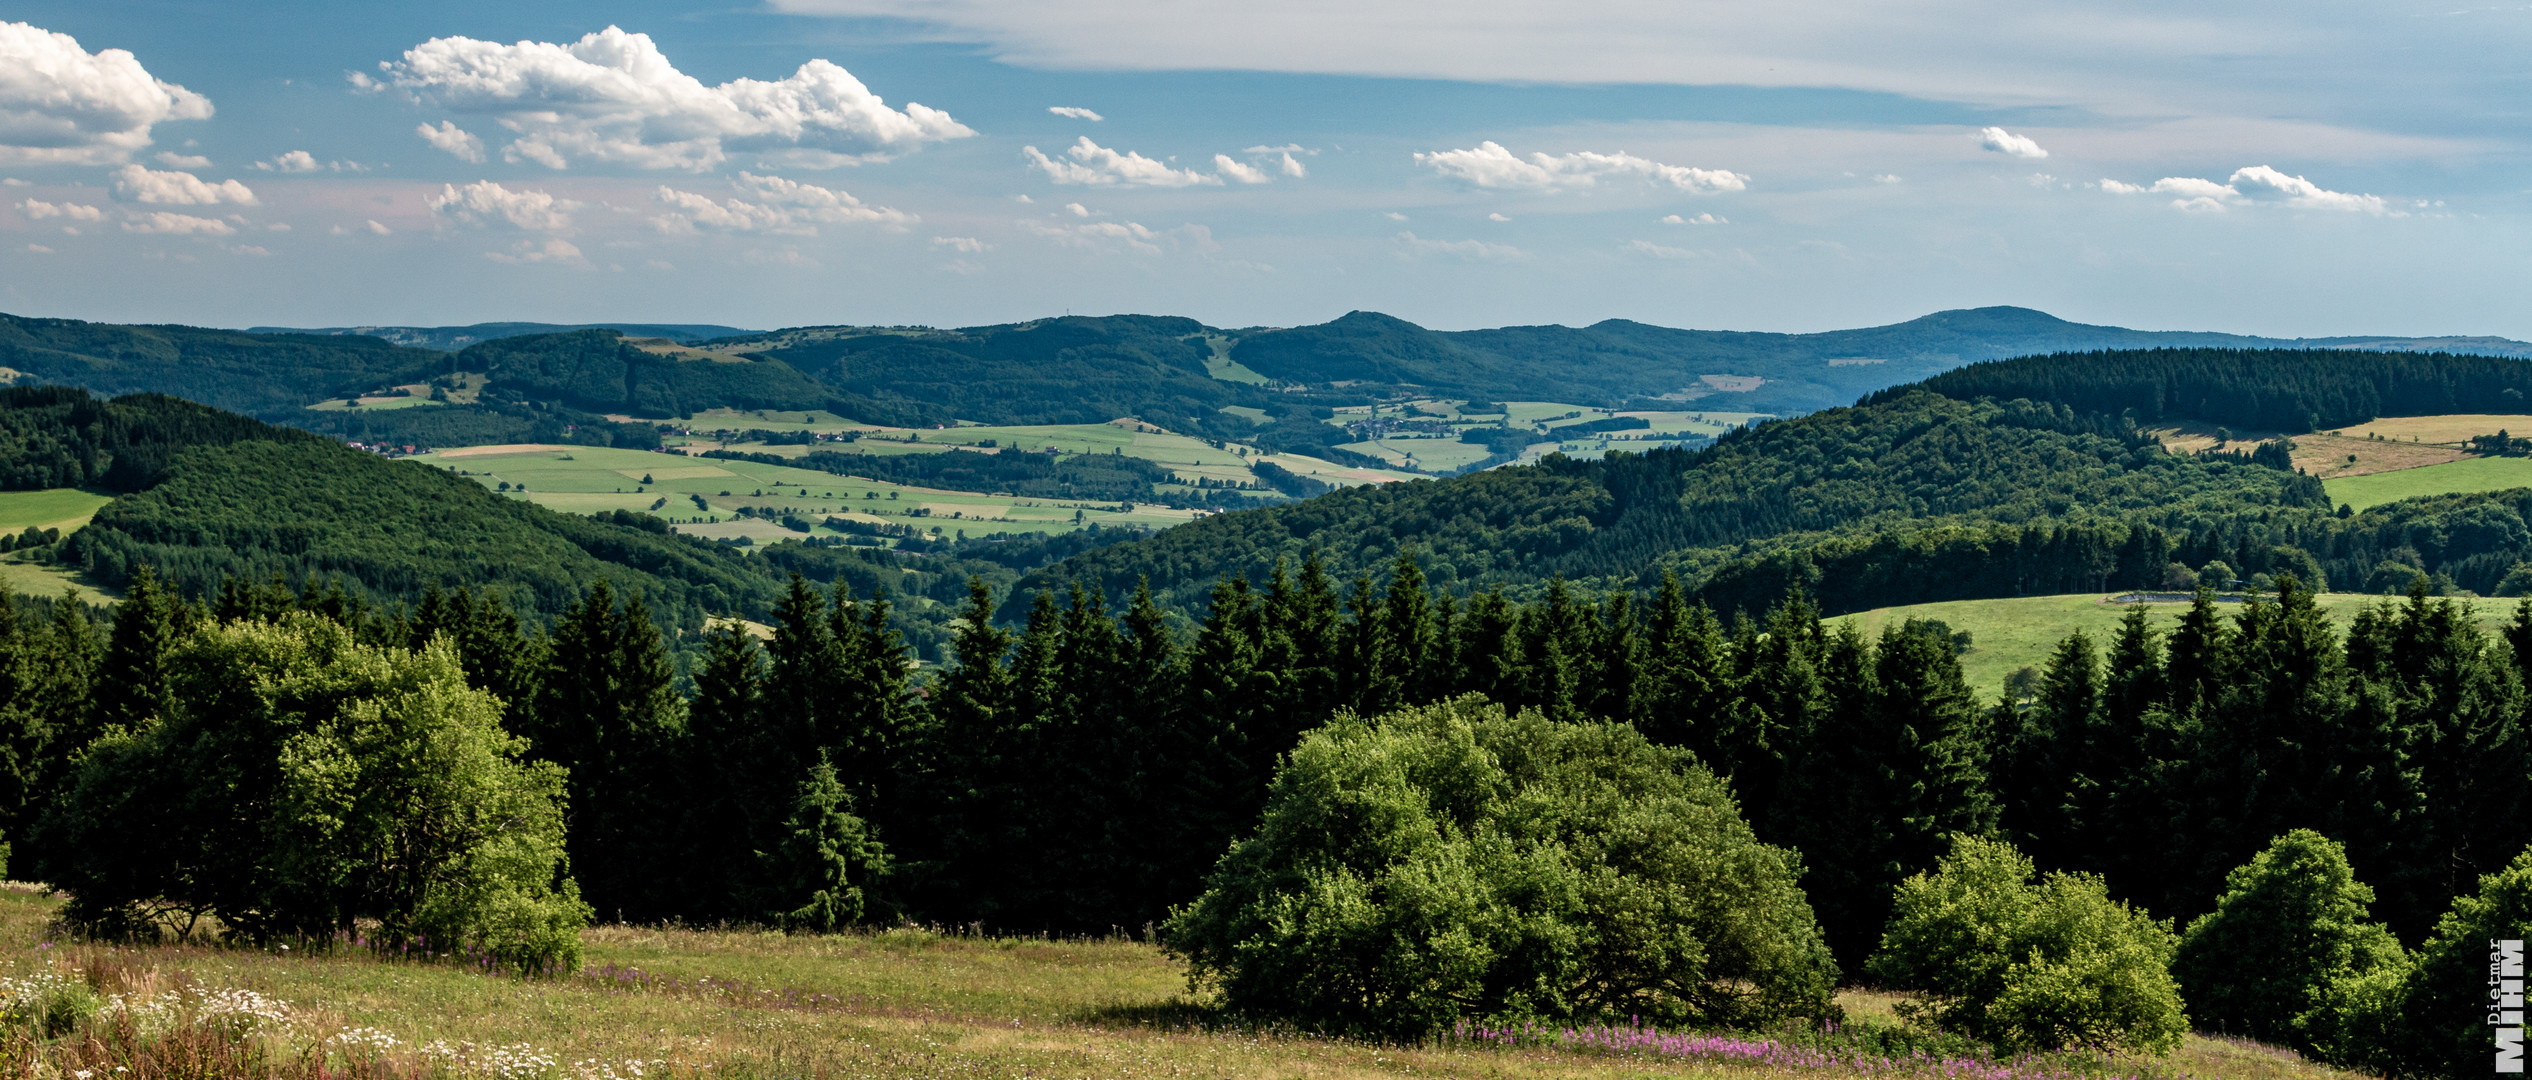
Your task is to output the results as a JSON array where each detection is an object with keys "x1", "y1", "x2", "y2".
[{"x1": 246, "y1": 321, "x2": 755, "y2": 351}]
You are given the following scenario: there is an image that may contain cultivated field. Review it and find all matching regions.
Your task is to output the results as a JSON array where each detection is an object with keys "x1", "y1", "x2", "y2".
[
  {"x1": 662, "y1": 412, "x2": 1417, "y2": 489},
  {"x1": 405, "y1": 445, "x2": 1223, "y2": 542},
  {"x1": 1840, "y1": 591, "x2": 2520, "y2": 698},
  {"x1": 1327, "y1": 400, "x2": 1767, "y2": 471},
  {"x1": 0, "y1": 488, "x2": 120, "y2": 604},
  {"x1": 0, "y1": 888, "x2": 2356, "y2": 1080}
]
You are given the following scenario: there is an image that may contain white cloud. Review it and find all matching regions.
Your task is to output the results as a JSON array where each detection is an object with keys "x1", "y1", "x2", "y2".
[
  {"x1": 1, "y1": 178, "x2": 26, "y2": 186},
  {"x1": 0, "y1": 21, "x2": 212, "y2": 165},
  {"x1": 261, "y1": 150, "x2": 321, "y2": 173},
  {"x1": 1394, "y1": 230, "x2": 1524, "y2": 261},
  {"x1": 2099, "y1": 166, "x2": 2388, "y2": 214},
  {"x1": 16, "y1": 198, "x2": 104, "y2": 222},
  {"x1": 1047, "y1": 106, "x2": 1103, "y2": 121},
  {"x1": 1277, "y1": 152, "x2": 1307, "y2": 178},
  {"x1": 229, "y1": 244, "x2": 270, "y2": 256},
  {"x1": 366, "y1": 219, "x2": 392, "y2": 235},
  {"x1": 122, "y1": 210, "x2": 235, "y2": 235},
  {"x1": 1872, "y1": 173, "x2": 1903, "y2": 184},
  {"x1": 1382, "y1": 210, "x2": 1407, "y2": 221},
  {"x1": 932, "y1": 235, "x2": 990, "y2": 252},
  {"x1": 1661, "y1": 212, "x2": 1725, "y2": 225},
  {"x1": 1977, "y1": 126, "x2": 2048, "y2": 159},
  {"x1": 1025, "y1": 137, "x2": 1222, "y2": 187},
  {"x1": 380, "y1": 26, "x2": 974, "y2": 171},
  {"x1": 110, "y1": 164, "x2": 256, "y2": 206},
  {"x1": 429, "y1": 180, "x2": 576, "y2": 231},
  {"x1": 23, "y1": 243, "x2": 49, "y2": 253},
  {"x1": 1022, "y1": 217, "x2": 1209, "y2": 255},
  {"x1": 1414, "y1": 141, "x2": 1746, "y2": 194},
  {"x1": 1213, "y1": 154, "x2": 1269, "y2": 184},
  {"x1": 1064, "y1": 201, "x2": 1092, "y2": 217},
  {"x1": 416, "y1": 121, "x2": 486, "y2": 163},
  {"x1": 1624, "y1": 239, "x2": 1699, "y2": 260},
  {"x1": 154, "y1": 151, "x2": 210, "y2": 168},
  {"x1": 1487, "y1": 212, "x2": 1511, "y2": 221},
  {"x1": 652, "y1": 171, "x2": 912, "y2": 234},
  {"x1": 485, "y1": 237, "x2": 586, "y2": 265}
]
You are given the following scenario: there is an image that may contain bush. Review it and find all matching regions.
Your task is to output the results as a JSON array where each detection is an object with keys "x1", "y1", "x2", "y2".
[
  {"x1": 1868, "y1": 835, "x2": 2187, "y2": 1056},
  {"x1": 1162, "y1": 696, "x2": 1838, "y2": 1040},
  {"x1": 43, "y1": 614, "x2": 587, "y2": 971},
  {"x1": 2331, "y1": 845, "x2": 2532, "y2": 1079},
  {"x1": 2172, "y1": 829, "x2": 2406, "y2": 1053}
]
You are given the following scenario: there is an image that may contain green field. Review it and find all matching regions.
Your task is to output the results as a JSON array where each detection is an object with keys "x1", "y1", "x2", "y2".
[
  {"x1": 407, "y1": 444, "x2": 1224, "y2": 543},
  {"x1": 679, "y1": 420, "x2": 1417, "y2": 489},
  {"x1": 0, "y1": 488, "x2": 112, "y2": 532},
  {"x1": 0, "y1": 889, "x2": 2355, "y2": 1080},
  {"x1": 2325, "y1": 455, "x2": 2532, "y2": 511},
  {"x1": 1329, "y1": 400, "x2": 1766, "y2": 473},
  {"x1": 1842, "y1": 591, "x2": 2520, "y2": 699}
]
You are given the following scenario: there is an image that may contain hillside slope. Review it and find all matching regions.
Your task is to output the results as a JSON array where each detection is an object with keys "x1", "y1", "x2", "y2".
[
  {"x1": 247, "y1": 321, "x2": 753, "y2": 351},
  {"x1": 1023, "y1": 348, "x2": 2532, "y2": 618}
]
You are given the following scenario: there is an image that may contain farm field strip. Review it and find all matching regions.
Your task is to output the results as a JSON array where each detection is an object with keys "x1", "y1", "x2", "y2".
[
  {"x1": 1842, "y1": 591, "x2": 2522, "y2": 699},
  {"x1": 405, "y1": 445, "x2": 1215, "y2": 539},
  {"x1": 0, "y1": 488, "x2": 113, "y2": 533},
  {"x1": 668, "y1": 419, "x2": 1416, "y2": 487}
]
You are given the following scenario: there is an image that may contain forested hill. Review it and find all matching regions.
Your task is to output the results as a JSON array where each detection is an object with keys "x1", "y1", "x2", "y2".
[
  {"x1": 1016, "y1": 391, "x2": 2332, "y2": 618},
  {"x1": 247, "y1": 320, "x2": 753, "y2": 351},
  {"x1": 1897, "y1": 347, "x2": 2532, "y2": 432},
  {"x1": 1022, "y1": 348, "x2": 2532, "y2": 619},
  {"x1": 0, "y1": 312, "x2": 440, "y2": 418},
  {"x1": 1224, "y1": 306, "x2": 2532, "y2": 414}
]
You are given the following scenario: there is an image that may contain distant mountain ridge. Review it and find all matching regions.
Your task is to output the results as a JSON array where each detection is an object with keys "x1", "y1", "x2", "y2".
[
  {"x1": 246, "y1": 321, "x2": 756, "y2": 351},
  {"x1": 6, "y1": 307, "x2": 2528, "y2": 464}
]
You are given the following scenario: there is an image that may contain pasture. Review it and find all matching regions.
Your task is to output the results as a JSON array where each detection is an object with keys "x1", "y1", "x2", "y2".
[
  {"x1": 673, "y1": 416, "x2": 1416, "y2": 488},
  {"x1": 405, "y1": 444, "x2": 1219, "y2": 542},
  {"x1": 1840, "y1": 590, "x2": 2520, "y2": 699},
  {"x1": 0, "y1": 888, "x2": 2357, "y2": 1080},
  {"x1": 2324, "y1": 456, "x2": 2532, "y2": 511}
]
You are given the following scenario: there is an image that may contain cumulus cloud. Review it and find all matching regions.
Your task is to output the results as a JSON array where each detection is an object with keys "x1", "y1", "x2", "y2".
[
  {"x1": 416, "y1": 120, "x2": 486, "y2": 163},
  {"x1": 1025, "y1": 137, "x2": 1222, "y2": 187},
  {"x1": 16, "y1": 198, "x2": 104, "y2": 222},
  {"x1": 0, "y1": 21, "x2": 212, "y2": 165},
  {"x1": 1064, "y1": 201, "x2": 1092, "y2": 216},
  {"x1": 378, "y1": 26, "x2": 974, "y2": 171},
  {"x1": 2099, "y1": 166, "x2": 2388, "y2": 214},
  {"x1": 652, "y1": 171, "x2": 912, "y2": 233},
  {"x1": 122, "y1": 210, "x2": 234, "y2": 235},
  {"x1": 1661, "y1": 212, "x2": 1726, "y2": 224},
  {"x1": 932, "y1": 235, "x2": 989, "y2": 252},
  {"x1": 1393, "y1": 230, "x2": 1524, "y2": 261},
  {"x1": 485, "y1": 237, "x2": 586, "y2": 265},
  {"x1": 1488, "y1": 212, "x2": 1511, "y2": 221},
  {"x1": 1213, "y1": 154, "x2": 1269, "y2": 184},
  {"x1": 429, "y1": 180, "x2": 576, "y2": 231},
  {"x1": 1977, "y1": 127, "x2": 2048, "y2": 159},
  {"x1": 111, "y1": 164, "x2": 256, "y2": 206},
  {"x1": 154, "y1": 151, "x2": 209, "y2": 168},
  {"x1": 254, "y1": 151, "x2": 372, "y2": 174},
  {"x1": 1414, "y1": 141, "x2": 1745, "y2": 194},
  {"x1": 1047, "y1": 106, "x2": 1103, "y2": 121}
]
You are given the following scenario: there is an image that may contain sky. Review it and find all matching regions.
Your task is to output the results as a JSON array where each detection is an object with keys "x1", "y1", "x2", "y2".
[{"x1": 0, "y1": 0, "x2": 2526, "y2": 337}]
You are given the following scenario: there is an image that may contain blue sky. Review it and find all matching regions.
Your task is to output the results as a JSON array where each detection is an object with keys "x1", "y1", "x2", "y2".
[{"x1": 1, "y1": 0, "x2": 2526, "y2": 337}]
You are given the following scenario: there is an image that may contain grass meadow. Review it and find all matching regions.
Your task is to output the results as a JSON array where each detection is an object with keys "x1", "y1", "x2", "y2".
[
  {"x1": 1841, "y1": 591, "x2": 2520, "y2": 699},
  {"x1": 0, "y1": 489, "x2": 119, "y2": 605},
  {"x1": 0, "y1": 888, "x2": 2361, "y2": 1080},
  {"x1": 2323, "y1": 456, "x2": 2532, "y2": 511}
]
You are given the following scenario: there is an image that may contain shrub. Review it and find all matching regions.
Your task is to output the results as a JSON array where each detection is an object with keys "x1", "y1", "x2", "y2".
[
  {"x1": 2331, "y1": 845, "x2": 2532, "y2": 1079},
  {"x1": 1868, "y1": 835, "x2": 2187, "y2": 1056},
  {"x1": 2172, "y1": 829, "x2": 2406, "y2": 1053},
  {"x1": 43, "y1": 614, "x2": 587, "y2": 971},
  {"x1": 1162, "y1": 696, "x2": 1838, "y2": 1041}
]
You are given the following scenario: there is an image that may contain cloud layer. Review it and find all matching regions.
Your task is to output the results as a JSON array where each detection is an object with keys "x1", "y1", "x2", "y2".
[
  {"x1": 1025, "y1": 137, "x2": 1222, "y2": 186},
  {"x1": 0, "y1": 21, "x2": 212, "y2": 165},
  {"x1": 1415, "y1": 141, "x2": 1746, "y2": 194},
  {"x1": 377, "y1": 26, "x2": 974, "y2": 171}
]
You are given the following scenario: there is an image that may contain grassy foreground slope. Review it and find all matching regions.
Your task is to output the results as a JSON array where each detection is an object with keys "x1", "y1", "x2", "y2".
[
  {"x1": 0, "y1": 890, "x2": 2357, "y2": 1080},
  {"x1": 2327, "y1": 456, "x2": 2532, "y2": 511}
]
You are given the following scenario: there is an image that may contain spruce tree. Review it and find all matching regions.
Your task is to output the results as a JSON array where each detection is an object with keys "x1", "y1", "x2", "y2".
[
  {"x1": 756, "y1": 752, "x2": 888, "y2": 933},
  {"x1": 683, "y1": 624, "x2": 771, "y2": 918},
  {"x1": 91, "y1": 566, "x2": 191, "y2": 736},
  {"x1": 531, "y1": 581, "x2": 685, "y2": 923}
]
